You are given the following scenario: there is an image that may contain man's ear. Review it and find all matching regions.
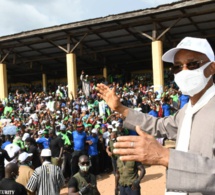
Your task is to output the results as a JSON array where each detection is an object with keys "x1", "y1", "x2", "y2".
[
  {"x1": 205, "y1": 62, "x2": 215, "y2": 78},
  {"x1": 210, "y1": 62, "x2": 215, "y2": 75}
]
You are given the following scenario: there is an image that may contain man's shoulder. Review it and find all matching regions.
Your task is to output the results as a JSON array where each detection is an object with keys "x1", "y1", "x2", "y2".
[
  {"x1": 0, "y1": 178, "x2": 25, "y2": 188},
  {"x1": 19, "y1": 164, "x2": 34, "y2": 171}
]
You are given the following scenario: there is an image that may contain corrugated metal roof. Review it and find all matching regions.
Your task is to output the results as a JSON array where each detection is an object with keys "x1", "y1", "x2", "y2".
[{"x1": 0, "y1": 0, "x2": 214, "y2": 83}]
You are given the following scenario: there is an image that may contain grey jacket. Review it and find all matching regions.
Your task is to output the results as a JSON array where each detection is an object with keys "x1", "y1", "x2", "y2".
[{"x1": 123, "y1": 95, "x2": 215, "y2": 195}]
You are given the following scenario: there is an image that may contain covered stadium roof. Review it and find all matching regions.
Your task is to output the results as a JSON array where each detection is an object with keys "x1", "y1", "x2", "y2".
[{"x1": 0, "y1": 0, "x2": 214, "y2": 83}]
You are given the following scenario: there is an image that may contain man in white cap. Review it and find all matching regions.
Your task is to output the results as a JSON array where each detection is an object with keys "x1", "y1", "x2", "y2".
[
  {"x1": 97, "y1": 37, "x2": 215, "y2": 195},
  {"x1": 26, "y1": 149, "x2": 65, "y2": 195},
  {"x1": 16, "y1": 152, "x2": 34, "y2": 195}
]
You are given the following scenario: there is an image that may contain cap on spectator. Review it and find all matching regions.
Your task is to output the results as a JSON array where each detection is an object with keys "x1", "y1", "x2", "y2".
[
  {"x1": 111, "y1": 121, "x2": 117, "y2": 125},
  {"x1": 60, "y1": 125, "x2": 66, "y2": 131},
  {"x1": 56, "y1": 111, "x2": 61, "y2": 114},
  {"x1": 18, "y1": 152, "x2": 32, "y2": 163},
  {"x1": 38, "y1": 130, "x2": 44, "y2": 135},
  {"x1": 91, "y1": 129, "x2": 97, "y2": 134},
  {"x1": 115, "y1": 123, "x2": 121, "y2": 128},
  {"x1": 162, "y1": 37, "x2": 214, "y2": 63},
  {"x1": 108, "y1": 125, "x2": 113, "y2": 129},
  {"x1": 22, "y1": 133, "x2": 30, "y2": 141},
  {"x1": 94, "y1": 124, "x2": 100, "y2": 129},
  {"x1": 41, "y1": 149, "x2": 52, "y2": 157}
]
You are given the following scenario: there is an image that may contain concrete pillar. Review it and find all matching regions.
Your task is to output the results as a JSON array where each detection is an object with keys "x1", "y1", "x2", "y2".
[
  {"x1": 0, "y1": 63, "x2": 8, "y2": 99},
  {"x1": 42, "y1": 73, "x2": 47, "y2": 92},
  {"x1": 103, "y1": 66, "x2": 107, "y2": 81},
  {"x1": 151, "y1": 40, "x2": 164, "y2": 95},
  {"x1": 66, "y1": 53, "x2": 77, "y2": 99}
]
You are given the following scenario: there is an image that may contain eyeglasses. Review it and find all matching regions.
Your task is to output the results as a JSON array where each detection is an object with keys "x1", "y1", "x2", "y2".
[
  {"x1": 170, "y1": 60, "x2": 204, "y2": 74},
  {"x1": 80, "y1": 161, "x2": 90, "y2": 166}
]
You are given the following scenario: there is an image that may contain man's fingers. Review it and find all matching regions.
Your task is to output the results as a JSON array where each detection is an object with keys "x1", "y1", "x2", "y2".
[
  {"x1": 118, "y1": 155, "x2": 141, "y2": 162},
  {"x1": 116, "y1": 136, "x2": 141, "y2": 143},
  {"x1": 114, "y1": 141, "x2": 136, "y2": 148},
  {"x1": 113, "y1": 148, "x2": 138, "y2": 155}
]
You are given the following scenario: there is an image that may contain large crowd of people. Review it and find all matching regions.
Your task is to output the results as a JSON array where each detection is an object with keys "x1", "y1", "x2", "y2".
[{"x1": 0, "y1": 69, "x2": 188, "y2": 194}]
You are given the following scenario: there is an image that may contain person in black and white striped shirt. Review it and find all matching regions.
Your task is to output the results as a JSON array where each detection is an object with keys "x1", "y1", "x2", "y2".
[{"x1": 26, "y1": 149, "x2": 65, "y2": 195}]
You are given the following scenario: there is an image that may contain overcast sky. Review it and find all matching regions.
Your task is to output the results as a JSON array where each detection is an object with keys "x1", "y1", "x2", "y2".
[{"x1": 0, "y1": 0, "x2": 180, "y2": 37}]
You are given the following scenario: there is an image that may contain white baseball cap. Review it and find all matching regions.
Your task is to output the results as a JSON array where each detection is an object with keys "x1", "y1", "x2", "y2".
[
  {"x1": 41, "y1": 149, "x2": 52, "y2": 157},
  {"x1": 38, "y1": 130, "x2": 44, "y2": 135},
  {"x1": 162, "y1": 37, "x2": 215, "y2": 63},
  {"x1": 18, "y1": 152, "x2": 32, "y2": 163},
  {"x1": 91, "y1": 129, "x2": 97, "y2": 134},
  {"x1": 22, "y1": 133, "x2": 30, "y2": 141},
  {"x1": 60, "y1": 124, "x2": 66, "y2": 131}
]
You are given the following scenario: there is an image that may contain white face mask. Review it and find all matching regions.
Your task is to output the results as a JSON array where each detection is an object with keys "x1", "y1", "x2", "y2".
[
  {"x1": 79, "y1": 164, "x2": 91, "y2": 172},
  {"x1": 174, "y1": 62, "x2": 212, "y2": 97}
]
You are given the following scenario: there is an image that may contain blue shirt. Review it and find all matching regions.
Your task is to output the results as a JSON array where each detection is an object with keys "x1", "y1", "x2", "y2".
[
  {"x1": 148, "y1": 110, "x2": 158, "y2": 117},
  {"x1": 179, "y1": 94, "x2": 189, "y2": 109},
  {"x1": 87, "y1": 135, "x2": 98, "y2": 156},
  {"x1": 1, "y1": 141, "x2": 11, "y2": 149},
  {"x1": 162, "y1": 103, "x2": 171, "y2": 117},
  {"x1": 36, "y1": 137, "x2": 49, "y2": 149},
  {"x1": 72, "y1": 131, "x2": 86, "y2": 151}
]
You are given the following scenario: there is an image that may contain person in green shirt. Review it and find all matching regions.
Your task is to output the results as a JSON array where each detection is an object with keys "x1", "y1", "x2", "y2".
[{"x1": 3, "y1": 103, "x2": 13, "y2": 118}]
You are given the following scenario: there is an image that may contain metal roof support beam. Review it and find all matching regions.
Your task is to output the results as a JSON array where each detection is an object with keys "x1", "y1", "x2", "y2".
[
  {"x1": 48, "y1": 40, "x2": 68, "y2": 53},
  {"x1": 70, "y1": 33, "x2": 88, "y2": 53},
  {"x1": 0, "y1": 48, "x2": 13, "y2": 63},
  {"x1": 140, "y1": 31, "x2": 153, "y2": 41},
  {"x1": 157, "y1": 17, "x2": 182, "y2": 40}
]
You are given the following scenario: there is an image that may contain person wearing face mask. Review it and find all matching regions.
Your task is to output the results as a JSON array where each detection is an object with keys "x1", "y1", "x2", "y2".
[
  {"x1": 68, "y1": 155, "x2": 100, "y2": 195},
  {"x1": 16, "y1": 152, "x2": 35, "y2": 195},
  {"x1": 97, "y1": 37, "x2": 215, "y2": 195},
  {"x1": 0, "y1": 162, "x2": 27, "y2": 195}
]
